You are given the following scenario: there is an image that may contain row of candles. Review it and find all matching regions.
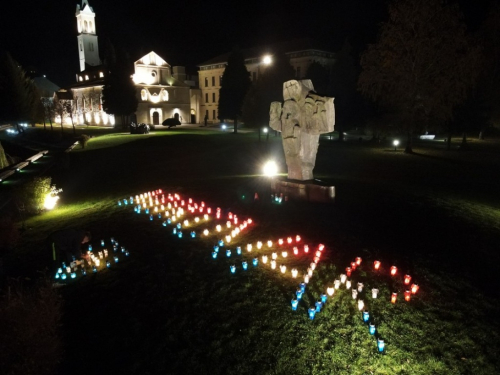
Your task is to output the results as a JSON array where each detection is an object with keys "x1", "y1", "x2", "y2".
[{"x1": 54, "y1": 237, "x2": 129, "y2": 281}]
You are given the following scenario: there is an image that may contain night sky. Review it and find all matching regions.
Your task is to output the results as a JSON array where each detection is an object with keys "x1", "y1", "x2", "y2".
[{"x1": 1, "y1": 0, "x2": 491, "y2": 87}]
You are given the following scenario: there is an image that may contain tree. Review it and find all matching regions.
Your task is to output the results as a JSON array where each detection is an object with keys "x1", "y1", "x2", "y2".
[
  {"x1": 218, "y1": 47, "x2": 251, "y2": 134},
  {"x1": 358, "y1": 0, "x2": 480, "y2": 152},
  {"x1": 102, "y1": 47, "x2": 138, "y2": 128},
  {"x1": 242, "y1": 50, "x2": 295, "y2": 131},
  {"x1": 53, "y1": 90, "x2": 76, "y2": 134},
  {"x1": 0, "y1": 51, "x2": 37, "y2": 130}
]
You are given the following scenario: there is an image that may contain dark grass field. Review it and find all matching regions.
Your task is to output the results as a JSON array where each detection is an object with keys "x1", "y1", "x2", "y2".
[{"x1": 3, "y1": 127, "x2": 500, "y2": 374}]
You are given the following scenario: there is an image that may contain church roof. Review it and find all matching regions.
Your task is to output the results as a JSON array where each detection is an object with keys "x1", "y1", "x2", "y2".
[
  {"x1": 197, "y1": 38, "x2": 336, "y2": 67},
  {"x1": 33, "y1": 77, "x2": 60, "y2": 97},
  {"x1": 135, "y1": 51, "x2": 170, "y2": 67}
]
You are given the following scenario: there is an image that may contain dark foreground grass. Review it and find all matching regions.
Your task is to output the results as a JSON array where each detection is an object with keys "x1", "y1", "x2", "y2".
[{"x1": 5, "y1": 130, "x2": 500, "y2": 374}]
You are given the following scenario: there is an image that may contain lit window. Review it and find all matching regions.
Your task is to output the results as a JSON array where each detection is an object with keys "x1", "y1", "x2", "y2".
[
  {"x1": 79, "y1": 76, "x2": 83, "y2": 82},
  {"x1": 99, "y1": 72, "x2": 104, "y2": 78},
  {"x1": 85, "y1": 75, "x2": 89, "y2": 81},
  {"x1": 141, "y1": 89, "x2": 147, "y2": 101}
]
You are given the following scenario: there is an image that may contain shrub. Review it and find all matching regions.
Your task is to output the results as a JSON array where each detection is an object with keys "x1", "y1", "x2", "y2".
[
  {"x1": 13, "y1": 177, "x2": 52, "y2": 214},
  {"x1": 78, "y1": 134, "x2": 90, "y2": 149},
  {"x1": 0, "y1": 278, "x2": 63, "y2": 375}
]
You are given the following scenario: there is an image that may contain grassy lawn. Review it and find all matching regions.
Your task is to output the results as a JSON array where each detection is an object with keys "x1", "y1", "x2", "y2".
[{"x1": 3, "y1": 128, "x2": 500, "y2": 374}]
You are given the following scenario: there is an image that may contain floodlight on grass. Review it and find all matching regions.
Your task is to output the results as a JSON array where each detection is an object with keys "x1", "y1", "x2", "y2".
[
  {"x1": 263, "y1": 160, "x2": 278, "y2": 177},
  {"x1": 263, "y1": 127, "x2": 268, "y2": 133},
  {"x1": 393, "y1": 139, "x2": 400, "y2": 151},
  {"x1": 43, "y1": 192, "x2": 60, "y2": 210}
]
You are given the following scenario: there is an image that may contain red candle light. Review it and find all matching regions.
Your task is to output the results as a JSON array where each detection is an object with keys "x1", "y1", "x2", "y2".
[
  {"x1": 351, "y1": 262, "x2": 357, "y2": 271},
  {"x1": 247, "y1": 218, "x2": 253, "y2": 224},
  {"x1": 296, "y1": 235, "x2": 301, "y2": 242},
  {"x1": 404, "y1": 275, "x2": 411, "y2": 285},
  {"x1": 293, "y1": 247, "x2": 299, "y2": 255},
  {"x1": 318, "y1": 244, "x2": 325, "y2": 251},
  {"x1": 287, "y1": 237, "x2": 293, "y2": 244},
  {"x1": 390, "y1": 266, "x2": 397, "y2": 276},
  {"x1": 346, "y1": 267, "x2": 352, "y2": 277},
  {"x1": 391, "y1": 292, "x2": 397, "y2": 304},
  {"x1": 314, "y1": 256, "x2": 320, "y2": 263},
  {"x1": 304, "y1": 245, "x2": 309, "y2": 253},
  {"x1": 355, "y1": 257, "x2": 362, "y2": 266},
  {"x1": 315, "y1": 251, "x2": 321, "y2": 258},
  {"x1": 374, "y1": 260, "x2": 381, "y2": 270},
  {"x1": 404, "y1": 290, "x2": 411, "y2": 302},
  {"x1": 411, "y1": 284, "x2": 419, "y2": 294},
  {"x1": 228, "y1": 212, "x2": 233, "y2": 219},
  {"x1": 278, "y1": 239, "x2": 284, "y2": 245},
  {"x1": 207, "y1": 208, "x2": 212, "y2": 214}
]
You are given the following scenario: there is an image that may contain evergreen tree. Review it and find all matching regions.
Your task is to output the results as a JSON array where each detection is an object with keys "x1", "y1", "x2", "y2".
[
  {"x1": 218, "y1": 47, "x2": 251, "y2": 134},
  {"x1": 102, "y1": 47, "x2": 138, "y2": 127}
]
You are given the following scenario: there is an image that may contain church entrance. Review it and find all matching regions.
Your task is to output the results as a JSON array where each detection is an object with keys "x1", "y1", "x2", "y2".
[
  {"x1": 152, "y1": 111, "x2": 159, "y2": 125},
  {"x1": 190, "y1": 109, "x2": 196, "y2": 124}
]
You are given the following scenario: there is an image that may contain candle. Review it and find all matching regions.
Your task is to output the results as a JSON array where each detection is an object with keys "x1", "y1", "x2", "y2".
[
  {"x1": 357, "y1": 283, "x2": 364, "y2": 293},
  {"x1": 377, "y1": 339, "x2": 385, "y2": 353},
  {"x1": 334, "y1": 280, "x2": 340, "y2": 289},
  {"x1": 242, "y1": 261, "x2": 248, "y2": 270},
  {"x1": 252, "y1": 258, "x2": 258, "y2": 266},
  {"x1": 236, "y1": 246, "x2": 242, "y2": 255},
  {"x1": 190, "y1": 231, "x2": 196, "y2": 238},
  {"x1": 104, "y1": 249, "x2": 108, "y2": 257},
  {"x1": 262, "y1": 255, "x2": 268, "y2": 264},
  {"x1": 372, "y1": 288, "x2": 379, "y2": 299},
  {"x1": 267, "y1": 240, "x2": 272, "y2": 248},
  {"x1": 318, "y1": 244, "x2": 325, "y2": 251},
  {"x1": 280, "y1": 265, "x2": 286, "y2": 274},
  {"x1": 346, "y1": 267, "x2": 352, "y2": 277},
  {"x1": 101, "y1": 240, "x2": 105, "y2": 246},
  {"x1": 271, "y1": 260, "x2": 276, "y2": 269},
  {"x1": 257, "y1": 241, "x2": 263, "y2": 249},
  {"x1": 216, "y1": 225, "x2": 222, "y2": 232},
  {"x1": 321, "y1": 294, "x2": 327, "y2": 304},
  {"x1": 278, "y1": 239, "x2": 284, "y2": 245},
  {"x1": 226, "y1": 249, "x2": 231, "y2": 257},
  {"x1": 177, "y1": 231, "x2": 183, "y2": 239},
  {"x1": 296, "y1": 289, "x2": 303, "y2": 300},
  {"x1": 351, "y1": 262, "x2": 357, "y2": 271},
  {"x1": 226, "y1": 221, "x2": 231, "y2": 228},
  {"x1": 106, "y1": 260, "x2": 111, "y2": 268},
  {"x1": 61, "y1": 273, "x2": 67, "y2": 280},
  {"x1": 211, "y1": 252, "x2": 217, "y2": 259},
  {"x1": 296, "y1": 235, "x2": 301, "y2": 242},
  {"x1": 369, "y1": 324, "x2": 376, "y2": 335},
  {"x1": 300, "y1": 283, "x2": 306, "y2": 293},
  {"x1": 340, "y1": 274, "x2": 347, "y2": 284},
  {"x1": 291, "y1": 268, "x2": 298, "y2": 278},
  {"x1": 308, "y1": 308, "x2": 316, "y2": 320},
  {"x1": 304, "y1": 245, "x2": 309, "y2": 253},
  {"x1": 363, "y1": 311, "x2": 370, "y2": 322},
  {"x1": 391, "y1": 292, "x2": 397, "y2": 303},
  {"x1": 404, "y1": 275, "x2": 411, "y2": 285},
  {"x1": 304, "y1": 275, "x2": 310, "y2": 283},
  {"x1": 218, "y1": 240, "x2": 224, "y2": 246},
  {"x1": 310, "y1": 262, "x2": 316, "y2": 271},
  {"x1": 281, "y1": 251, "x2": 288, "y2": 258},
  {"x1": 70, "y1": 272, "x2": 76, "y2": 279},
  {"x1": 203, "y1": 229, "x2": 209, "y2": 236},
  {"x1": 230, "y1": 265, "x2": 236, "y2": 274},
  {"x1": 390, "y1": 266, "x2": 397, "y2": 276},
  {"x1": 346, "y1": 280, "x2": 351, "y2": 290},
  {"x1": 352, "y1": 289, "x2": 358, "y2": 299},
  {"x1": 272, "y1": 252, "x2": 278, "y2": 260},
  {"x1": 411, "y1": 284, "x2": 419, "y2": 294},
  {"x1": 307, "y1": 268, "x2": 313, "y2": 277},
  {"x1": 315, "y1": 300, "x2": 323, "y2": 312},
  {"x1": 291, "y1": 299, "x2": 298, "y2": 311},
  {"x1": 287, "y1": 237, "x2": 292, "y2": 244},
  {"x1": 246, "y1": 244, "x2": 253, "y2": 252},
  {"x1": 327, "y1": 287, "x2": 335, "y2": 296},
  {"x1": 355, "y1": 257, "x2": 362, "y2": 266},
  {"x1": 357, "y1": 300, "x2": 364, "y2": 311},
  {"x1": 293, "y1": 247, "x2": 299, "y2": 255},
  {"x1": 374, "y1": 260, "x2": 381, "y2": 270}
]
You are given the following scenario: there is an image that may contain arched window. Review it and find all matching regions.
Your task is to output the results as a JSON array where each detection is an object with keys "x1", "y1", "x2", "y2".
[
  {"x1": 84, "y1": 21, "x2": 88, "y2": 32},
  {"x1": 141, "y1": 89, "x2": 147, "y2": 101},
  {"x1": 89, "y1": 21, "x2": 93, "y2": 33},
  {"x1": 162, "y1": 90, "x2": 169, "y2": 101}
]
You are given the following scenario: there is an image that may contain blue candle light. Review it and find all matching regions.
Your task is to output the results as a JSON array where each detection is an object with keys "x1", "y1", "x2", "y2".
[
  {"x1": 88, "y1": 245, "x2": 92, "y2": 252},
  {"x1": 167, "y1": 218, "x2": 172, "y2": 224},
  {"x1": 300, "y1": 282, "x2": 306, "y2": 293},
  {"x1": 82, "y1": 268, "x2": 87, "y2": 276},
  {"x1": 114, "y1": 256, "x2": 119, "y2": 263},
  {"x1": 242, "y1": 261, "x2": 248, "y2": 270},
  {"x1": 291, "y1": 299, "x2": 298, "y2": 311},
  {"x1": 110, "y1": 237, "x2": 115, "y2": 244},
  {"x1": 173, "y1": 228, "x2": 177, "y2": 234},
  {"x1": 92, "y1": 266, "x2": 97, "y2": 273},
  {"x1": 61, "y1": 273, "x2": 67, "y2": 280},
  {"x1": 106, "y1": 260, "x2": 111, "y2": 268},
  {"x1": 125, "y1": 251, "x2": 130, "y2": 256},
  {"x1": 321, "y1": 294, "x2": 327, "y2": 304},
  {"x1": 123, "y1": 199, "x2": 127, "y2": 205},
  {"x1": 296, "y1": 289, "x2": 303, "y2": 300},
  {"x1": 218, "y1": 240, "x2": 224, "y2": 247},
  {"x1": 55, "y1": 273, "x2": 60, "y2": 279},
  {"x1": 158, "y1": 213, "x2": 162, "y2": 219},
  {"x1": 230, "y1": 265, "x2": 236, "y2": 274},
  {"x1": 214, "y1": 246, "x2": 219, "y2": 253},
  {"x1": 145, "y1": 208, "x2": 149, "y2": 214},
  {"x1": 177, "y1": 231, "x2": 183, "y2": 238},
  {"x1": 57, "y1": 268, "x2": 63, "y2": 274},
  {"x1": 252, "y1": 257, "x2": 258, "y2": 266},
  {"x1": 129, "y1": 197, "x2": 133, "y2": 204},
  {"x1": 236, "y1": 246, "x2": 242, "y2": 255},
  {"x1": 162, "y1": 221, "x2": 167, "y2": 227},
  {"x1": 363, "y1": 311, "x2": 370, "y2": 323},
  {"x1": 71, "y1": 272, "x2": 76, "y2": 279},
  {"x1": 212, "y1": 252, "x2": 217, "y2": 259},
  {"x1": 226, "y1": 249, "x2": 231, "y2": 257},
  {"x1": 177, "y1": 223, "x2": 182, "y2": 229},
  {"x1": 118, "y1": 200, "x2": 122, "y2": 206},
  {"x1": 149, "y1": 214, "x2": 153, "y2": 220},
  {"x1": 315, "y1": 300, "x2": 322, "y2": 312},
  {"x1": 308, "y1": 307, "x2": 316, "y2": 320},
  {"x1": 377, "y1": 339, "x2": 385, "y2": 353},
  {"x1": 190, "y1": 231, "x2": 196, "y2": 238},
  {"x1": 369, "y1": 324, "x2": 376, "y2": 335},
  {"x1": 101, "y1": 240, "x2": 105, "y2": 246}
]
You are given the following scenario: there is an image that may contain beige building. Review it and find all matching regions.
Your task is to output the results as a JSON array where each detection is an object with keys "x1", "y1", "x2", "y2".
[
  {"x1": 197, "y1": 39, "x2": 336, "y2": 123},
  {"x1": 63, "y1": 1, "x2": 200, "y2": 127}
]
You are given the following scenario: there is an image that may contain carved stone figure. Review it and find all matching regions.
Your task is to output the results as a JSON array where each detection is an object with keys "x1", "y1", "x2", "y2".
[{"x1": 269, "y1": 80, "x2": 335, "y2": 180}]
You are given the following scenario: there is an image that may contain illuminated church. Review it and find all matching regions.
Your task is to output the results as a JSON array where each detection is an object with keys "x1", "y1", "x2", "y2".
[{"x1": 66, "y1": 0, "x2": 200, "y2": 127}]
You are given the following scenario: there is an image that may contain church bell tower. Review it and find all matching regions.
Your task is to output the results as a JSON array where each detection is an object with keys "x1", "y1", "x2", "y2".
[{"x1": 76, "y1": 0, "x2": 100, "y2": 72}]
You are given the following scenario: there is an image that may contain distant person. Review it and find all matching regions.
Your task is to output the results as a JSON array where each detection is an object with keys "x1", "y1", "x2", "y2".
[
  {"x1": 48, "y1": 229, "x2": 91, "y2": 268},
  {"x1": 204, "y1": 113, "x2": 208, "y2": 127}
]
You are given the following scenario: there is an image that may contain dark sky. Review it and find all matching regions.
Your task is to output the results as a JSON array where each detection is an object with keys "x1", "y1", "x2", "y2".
[{"x1": 0, "y1": 0, "x2": 491, "y2": 87}]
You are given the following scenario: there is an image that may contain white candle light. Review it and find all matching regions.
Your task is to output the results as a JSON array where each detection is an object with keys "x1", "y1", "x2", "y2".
[
  {"x1": 327, "y1": 287, "x2": 335, "y2": 296},
  {"x1": 352, "y1": 290, "x2": 358, "y2": 299},
  {"x1": 340, "y1": 274, "x2": 347, "y2": 284},
  {"x1": 357, "y1": 283, "x2": 364, "y2": 293},
  {"x1": 291, "y1": 268, "x2": 298, "y2": 278},
  {"x1": 371, "y1": 288, "x2": 379, "y2": 299},
  {"x1": 357, "y1": 300, "x2": 364, "y2": 311},
  {"x1": 346, "y1": 280, "x2": 351, "y2": 289}
]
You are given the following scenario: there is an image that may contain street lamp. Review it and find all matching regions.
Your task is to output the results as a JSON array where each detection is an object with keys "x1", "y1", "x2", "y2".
[
  {"x1": 393, "y1": 139, "x2": 399, "y2": 151},
  {"x1": 263, "y1": 160, "x2": 278, "y2": 177},
  {"x1": 262, "y1": 55, "x2": 272, "y2": 65}
]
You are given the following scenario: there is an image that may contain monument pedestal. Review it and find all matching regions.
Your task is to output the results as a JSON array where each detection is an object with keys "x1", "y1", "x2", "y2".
[{"x1": 270, "y1": 178, "x2": 335, "y2": 203}]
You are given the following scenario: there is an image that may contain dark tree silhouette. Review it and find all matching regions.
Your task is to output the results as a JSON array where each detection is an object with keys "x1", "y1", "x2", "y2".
[
  {"x1": 358, "y1": 0, "x2": 480, "y2": 152},
  {"x1": 218, "y1": 47, "x2": 251, "y2": 134}
]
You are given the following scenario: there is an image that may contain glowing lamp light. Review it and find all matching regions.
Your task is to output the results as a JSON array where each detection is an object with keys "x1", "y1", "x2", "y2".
[
  {"x1": 242, "y1": 261, "x2": 248, "y2": 270},
  {"x1": 203, "y1": 229, "x2": 209, "y2": 236},
  {"x1": 272, "y1": 252, "x2": 278, "y2": 260},
  {"x1": 404, "y1": 275, "x2": 412, "y2": 285},
  {"x1": 226, "y1": 249, "x2": 231, "y2": 257},
  {"x1": 262, "y1": 255, "x2": 268, "y2": 264},
  {"x1": 291, "y1": 268, "x2": 298, "y2": 278},
  {"x1": 291, "y1": 299, "x2": 299, "y2": 311},
  {"x1": 296, "y1": 289, "x2": 303, "y2": 300},
  {"x1": 346, "y1": 280, "x2": 351, "y2": 290},
  {"x1": 300, "y1": 282, "x2": 306, "y2": 293},
  {"x1": 327, "y1": 287, "x2": 335, "y2": 296},
  {"x1": 340, "y1": 274, "x2": 347, "y2": 284},
  {"x1": 411, "y1": 284, "x2": 419, "y2": 294},
  {"x1": 404, "y1": 290, "x2": 411, "y2": 302},
  {"x1": 278, "y1": 239, "x2": 284, "y2": 245},
  {"x1": 390, "y1": 266, "x2": 398, "y2": 276},
  {"x1": 356, "y1": 257, "x2": 362, "y2": 266},
  {"x1": 369, "y1": 324, "x2": 376, "y2": 335},
  {"x1": 334, "y1": 280, "x2": 340, "y2": 289},
  {"x1": 230, "y1": 265, "x2": 236, "y2": 274},
  {"x1": 357, "y1": 300, "x2": 365, "y2": 311},
  {"x1": 372, "y1": 288, "x2": 379, "y2": 299},
  {"x1": 315, "y1": 300, "x2": 322, "y2": 312},
  {"x1": 216, "y1": 225, "x2": 222, "y2": 232},
  {"x1": 321, "y1": 294, "x2": 327, "y2": 304},
  {"x1": 252, "y1": 257, "x2": 258, "y2": 266},
  {"x1": 352, "y1": 289, "x2": 358, "y2": 299},
  {"x1": 374, "y1": 260, "x2": 381, "y2": 270},
  {"x1": 257, "y1": 241, "x2": 263, "y2": 249},
  {"x1": 271, "y1": 260, "x2": 277, "y2": 269},
  {"x1": 236, "y1": 246, "x2": 242, "y2": 255},
  {"x1": 304, "y1": 245, "x2": 309, "y2": 253},
  {"x1": 377, "y1": 339, "x2": 385, "y2": 353},
  {"x1": 346, "y1": 267, "x2": 352, "y2": 277},
  {"x1": 363, "y1": 311, "x2": 370, "y2": 322},
  {"x1": 263, "y1": 160, "x2": 278, "y2": 177},
  {"x1": 61, "y1": 273, "x2": 67, "y2": 280},
  {"x1": 212, "y1": 252, "x2": 217, "y2": 259},
  {"x1": 280, "y1": 265, "x2": 286, "y2": 273},
  {"x1": 304, "y1": 275, "x2": 310, "y2": 283},
  {"x1": 246, "y1": 244, "x2": 252, "y2": 252},
  {"x1": 267, "y1": 240, "x2": 273, "y2": 248},
  {"x1": 391, "y1": 292, "x2": 397, "y2": 304},
  {"x1": 308, "y1": 308, "x2": 316, "y2": 320},
  {"x1": 293, "y1": 247, "x2": 298, "y2": 255},
  {"x1": 357, "y1": 283, "x2": 364, "y2": 293},
  {"x1": 287, "y1": 237, "x2": 292, "y2": 244},
  {"x1": 281, "y1": 251, "x2": 288, "y2": 258}
]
